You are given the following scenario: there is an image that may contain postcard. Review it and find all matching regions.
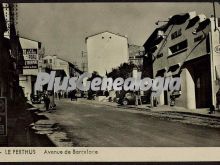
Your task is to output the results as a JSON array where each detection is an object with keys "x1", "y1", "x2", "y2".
[{"x1": 0, "y1": 1, "x2": 220, "y2": 163}]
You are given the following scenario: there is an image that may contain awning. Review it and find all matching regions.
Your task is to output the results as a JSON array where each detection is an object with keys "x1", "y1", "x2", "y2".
[
  {"x1": 196, "y1": 19, "x2": 210, "y2": 32},
  {"x1": 186, "y1": 16, "x2": 200, "y2": 30},
  {"x1": 155, "y1": 67, "x2": 167, "y2": 77},
  {"x1": 167, "y1": 63, "x2": 181, "y2": 76},
  {"x1": 169, "y1": 13, "x2": 190, "y2": 25}
]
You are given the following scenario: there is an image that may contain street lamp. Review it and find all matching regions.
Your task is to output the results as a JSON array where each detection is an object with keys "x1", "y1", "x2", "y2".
[{"x1": 212, "y1": 0, "x2": 218, "y2": 32}]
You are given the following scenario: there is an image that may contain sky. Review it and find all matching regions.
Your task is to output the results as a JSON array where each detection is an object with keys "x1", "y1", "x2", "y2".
[{"x1": 17, "y1": 2, "x2": 220, "y2": 68}]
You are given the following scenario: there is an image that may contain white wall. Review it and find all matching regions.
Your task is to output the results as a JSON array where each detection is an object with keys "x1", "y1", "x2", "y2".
[
  {"x1": 19, "y1": 75, "x2": 32, "y2": 100},
  {"x1": 87, "y1": 32, "x2": 129, "y2": 76},
  {"x1": 42, "y1": 55, "x2": 70, "y2": 76},
  {"x1": 210, "y1": 17, "x2": 220, "y2": 107}
]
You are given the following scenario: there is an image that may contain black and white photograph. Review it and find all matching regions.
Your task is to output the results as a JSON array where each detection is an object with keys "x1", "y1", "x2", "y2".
[{"x1": 0, "y1": 1, "x2": 220, "y2": 152}]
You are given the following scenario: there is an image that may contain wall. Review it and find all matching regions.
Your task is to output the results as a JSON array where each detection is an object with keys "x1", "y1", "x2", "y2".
[
  {"x1": 153, "y1": 14, "x2": 208, "y2": 75},
  {"x1": 210, "y1": 17, "x2": 220, "y2": 107},
  {"x1": 87, "y1": 32, "x2": 129, "y2": 76},
  {"x1": 128, "y1": 44, "x2": 144, "y2": 66},
  {"x1": 42, "y1": 55, "x2": 70, "y2": 76},
  {"x1": 19, "y1": 75, "x2": 32, "y2": 100},
  {"x1": 151, "y1": 12, "x2": 218, "y2": 109}
]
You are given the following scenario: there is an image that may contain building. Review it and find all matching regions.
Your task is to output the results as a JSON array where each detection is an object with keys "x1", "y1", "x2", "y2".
[
  {"x1": 40, "y1": 55, "x2": 83, "y2": 98},
  {"x1": 0, "y1": 3, "x2": 24, "y2": 102},
  {"x1": 41, "y1": 55, "x2": 82, "y2": 77},
  {"x1": 86, "y1": 31, "x2": 129, "y2": 76},
  {"x1": 143, "y1": 11, "x2": 220, "y2": 109},
  {"x1": 128, "y1": 44, "x2": 144, "y2": 67},
  {"x1": 0, "y1": 4, "x2": 10, "y2": 99},
  {"x1": 79, "y1": 51, "x2": 88, "y2": 72},
  {"x1": 19, "y1": 37, "x2": 41, "y2": 100}
]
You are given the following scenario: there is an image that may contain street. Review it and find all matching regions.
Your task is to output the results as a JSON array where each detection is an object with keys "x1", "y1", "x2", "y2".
[{"x1": 44, "y1": 99, "x2": 220, "y2": 147}]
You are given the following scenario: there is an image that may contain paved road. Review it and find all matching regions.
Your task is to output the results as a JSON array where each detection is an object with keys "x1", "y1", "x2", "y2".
[{"x1": 47, "y1": 99, "x2": 220, "y2": 147}]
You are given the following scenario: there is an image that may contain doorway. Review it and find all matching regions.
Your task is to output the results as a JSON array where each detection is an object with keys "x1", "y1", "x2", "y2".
[
  {"x1": 164, "y1": 90, "x2": 168, "y2": 105},
  {"x1": 193, "y1": 56, "x2": 212, "y2": 108}
]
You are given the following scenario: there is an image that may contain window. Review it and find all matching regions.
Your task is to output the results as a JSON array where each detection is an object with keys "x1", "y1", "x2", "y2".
[
  {"x1": 194, "y1": 35, "x2": 203, "y2": 42},
  {"x1": 44, "y1": 59, "x2": 48, "y2": 64},
  {"x1": 171, "y1": 29, "x2": 182, "y2": 40},
  {"x1": 49, "y1": 59, "x2": 52, "y2": 63},
  {"x1": 157, "y1": 53, "x2": 163, "y2": 58},
  {"x1": 168, "y1": 40, "x2": 188, "y2": 56}
]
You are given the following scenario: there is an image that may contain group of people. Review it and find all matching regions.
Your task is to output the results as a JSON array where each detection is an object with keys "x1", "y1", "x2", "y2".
[{"x1": 69, "y1": 90, "x2": 78, "y2": 101}]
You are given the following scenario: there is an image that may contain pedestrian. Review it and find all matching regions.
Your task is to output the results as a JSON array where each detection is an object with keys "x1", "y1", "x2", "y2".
[
  {"x1": 44, "y1": 94, "x2": 50, "y2": 111},
  {"x1": 209, "y1": 104, "x2": 215, "y2": 114},
  {"x1": 58, "y1": 92, "x2": 61, "y2": 100},
  {"x1": 104, "y1": 91, "x2": 109, "y2": 97},
  {"x1": 170, "y1": 93, "x2": 175, "y2": 106},
  {"x1": 70, "y1": 91, "x2": 74, "y2": 101},
  {"x1": 74, "y1": 90, "x2": 78, "y2": 101},
  {"x1": 135, "y1": 91, "x2": 139, "y2": 106},
  {"x1": 216, "y1": 89, "x2": 220, "y2": 110}
]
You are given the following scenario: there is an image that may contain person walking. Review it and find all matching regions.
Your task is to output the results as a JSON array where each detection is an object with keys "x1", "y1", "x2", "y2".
[
  {"x1": 58, "y1": 92, "x2": 61, "y2": 100},
  {"x1": 44, "y1": 94, "x2": 50, "y2": 111},
  {"x1": 209, "y1": 104, "x2": 215, "y2": 114},
  {"x1": 70, "y1": 91, "x2": 74, "y2": 101}
]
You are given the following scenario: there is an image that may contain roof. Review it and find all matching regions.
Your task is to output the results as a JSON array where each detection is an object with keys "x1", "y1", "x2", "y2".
[
  {"x1": 143, "y1": 12, "x2": 192, "y2": 51},
  {"x1": 43, "y1": 55, "x2": 83, "y2": 74},
  {"x1": 19, "y1": 36, "x2": 41, "y2": 44},
  {"x1": 68, "y1": 62, "x2": 83, "y2": 74},
  {"x1": 85, "y1": 31, "x2": 127, "y2": 41}
]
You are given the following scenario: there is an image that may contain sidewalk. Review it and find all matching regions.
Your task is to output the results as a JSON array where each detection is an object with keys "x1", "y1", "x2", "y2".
[
  {"x1": 6, "y1": 102, "x2": 55, "y2": 146},
  {"x1": 152, "y1": 105, "x2": 220, "y2": 119},
  {"x1": 30, "y1": 102, "x2": 74, "y2": 147},
  {"x1": 78, "y1": 98, "x2": 220, "y2": 119},
  {"x1": 76, "y1": 98, "x2": 220, "y2": 128}
]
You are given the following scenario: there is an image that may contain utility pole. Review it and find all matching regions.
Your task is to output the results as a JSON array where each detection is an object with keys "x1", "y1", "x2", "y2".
[{"x1": 213, "y1": 0, "x2": 217, "y2": 31}]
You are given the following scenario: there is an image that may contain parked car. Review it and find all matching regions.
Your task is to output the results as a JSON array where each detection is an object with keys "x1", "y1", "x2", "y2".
[
  {"x1": 30, "y1": 93, "x2": 46, "y2": 104},
  {"x1": 117, "y1": 92, "x2": 136, "y2": 105},
  {"x1": 30, "y1": 94, "x2": 41, "y2": 104},
  {"x1": 117, "y1": 92, "x2": 150, "y2": 105}
]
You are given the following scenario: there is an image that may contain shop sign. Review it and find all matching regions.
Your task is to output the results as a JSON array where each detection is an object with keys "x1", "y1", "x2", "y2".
[{"x1": 23, "y1": 48, "x2": 38, "y2": 69}]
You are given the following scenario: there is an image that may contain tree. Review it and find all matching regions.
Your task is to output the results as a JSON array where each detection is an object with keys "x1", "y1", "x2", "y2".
[
  {"x1": 107, "y1": 62, "x2": 136, "y2": 80},
  {"x1": 87, "y1": 71, "x2": 102, "y2": 99}
]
